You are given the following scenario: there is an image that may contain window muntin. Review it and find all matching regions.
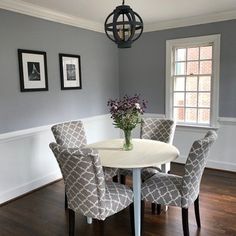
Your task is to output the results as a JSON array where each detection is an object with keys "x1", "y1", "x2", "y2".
[{"x1": 173, "y1": 45, "x2": 213, "y2": 125}]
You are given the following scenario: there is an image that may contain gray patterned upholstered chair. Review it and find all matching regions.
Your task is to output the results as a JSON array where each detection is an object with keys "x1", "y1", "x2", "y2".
[
  {"x1": 120, "y1": 118, "x2": 176, "y2": 182},
  {"x1": 141, "y1": 131, "x2": 217, "y2": 236},
  {"x1": 51, "y1": 121, "x2": 119, "y2": 209},
  {"x1": 51, "y1": 121, "x2": 119, "y2": 180},
  {"x1": 119, "y1": 118, "x2": 176, "y2": 214},
  {"x1": 49, "y1": 143, "x2": 133, "y2": 236},
  {"x1": 140, "y1": 118, "x2": 176, "y2": 178}
]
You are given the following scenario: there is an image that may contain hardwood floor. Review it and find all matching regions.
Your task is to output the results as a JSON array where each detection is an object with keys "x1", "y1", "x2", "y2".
[{"x1": 0, "y1": 164, "x2": 235, "y2": 236}]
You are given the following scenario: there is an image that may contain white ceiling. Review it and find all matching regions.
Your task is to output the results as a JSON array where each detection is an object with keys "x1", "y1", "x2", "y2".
[
  {"x1": 20, "y1": 0, "x2": 236, "y2": 23},
  {"x1": 1, "y1": 0, "x2": 236, "y2": 32}
]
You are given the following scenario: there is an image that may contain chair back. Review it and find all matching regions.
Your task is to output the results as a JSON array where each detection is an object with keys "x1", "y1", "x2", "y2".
[
  {"x1": 141, "y1": 118, "x2": 176, "y2": 144},
  {"x1": 51, "y1": 121, "x2": 87, "y2": 148},
  {"x1": 49, "y1": 143, "x2": 107, "y2": 220},
  {"x1": 181, "y1": 131, "x2": 217, "y2": 208}
]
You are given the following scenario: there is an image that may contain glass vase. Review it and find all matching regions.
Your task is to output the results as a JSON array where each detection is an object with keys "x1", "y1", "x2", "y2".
[{"x1": 123, "y1": 129, "x2": 133, "y2": 151}]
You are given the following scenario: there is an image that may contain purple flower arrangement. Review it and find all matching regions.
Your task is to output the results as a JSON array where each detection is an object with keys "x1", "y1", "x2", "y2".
[{"x1": 107, "y1": 94, "x2": 147, "y2": 131}]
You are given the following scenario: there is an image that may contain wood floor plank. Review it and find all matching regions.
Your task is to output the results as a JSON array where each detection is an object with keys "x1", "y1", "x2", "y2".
[{"x1": 0, "y1": 164, "x2": 235, "y2": 236}]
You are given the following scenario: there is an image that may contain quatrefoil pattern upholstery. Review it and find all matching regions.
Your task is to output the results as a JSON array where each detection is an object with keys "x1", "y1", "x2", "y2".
[
  {"x1": 51, "y1": 121, "x2": 118, "y2": 180},
  {"x1": 120, "y1": 118, "x2": 176, "y2": 181},
  {"x1": 141, "y1": 131, "x2": 217, "y2": 208},
  {"x1": 140, "y1": 118, "x2": 176, "y2": 179},
  {"x1": 51, "y1": 121, "x2": 87, "y2": 148},
  {"x1": 141, "y1": 118, "x2": 176, "y2": 144},
  {"x1": 142, "y1": 172, "x2": 182, "y2": 206},
  {"x1": 49, "y1": 143, "x2": 133, "y2": 220},
  {"x1": 181, "y1": 130, "x2": 217, "y2": 208}
]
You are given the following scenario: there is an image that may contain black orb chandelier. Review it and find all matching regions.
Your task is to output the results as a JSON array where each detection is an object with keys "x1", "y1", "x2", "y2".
[{"x1": 104, "y1": 0, "x2": 143, "y2": 48}]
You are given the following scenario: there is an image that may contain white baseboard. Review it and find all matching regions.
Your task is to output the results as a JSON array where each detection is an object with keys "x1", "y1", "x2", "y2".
[{"x1": 0, "y1": 171, "x2": 62, "y2": 204}]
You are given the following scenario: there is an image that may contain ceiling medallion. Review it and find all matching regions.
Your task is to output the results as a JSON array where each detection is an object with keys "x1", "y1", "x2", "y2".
[{"x1": 104, "y1": 0, "x2": 143, "y2": 48}]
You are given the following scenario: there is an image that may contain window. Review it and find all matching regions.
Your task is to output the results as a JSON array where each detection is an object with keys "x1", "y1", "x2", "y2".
[{"x1": 166, "y1": 35, "x2": 220, "y2": 127}]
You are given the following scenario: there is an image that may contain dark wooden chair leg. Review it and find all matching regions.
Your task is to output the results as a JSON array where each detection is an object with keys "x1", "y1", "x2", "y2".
[
  {"x1": 194, "y1": 195, "x2": 201, "y2": 228},
  {"x1": 120, "y1": 174, "x2": 126, "y2": 185},
  {"x1": 141, "y1": 200, "x2": 145, "y2": 236},
  {"x1": 129, "y1": 201, "x2": 144, "y2": 236},
  {"x1": 65, "y1": 192, "x2": 68, "y2": 209},
  {"x1": 129, "y1": 203, "x2": 134, "y2": 236},
  {"x1": 151, "y1": 203, "x2": 156, "y2": 214},
  {"x1": 112, "y1": 175, "x2": 118, "y2": 183},
  {"x1": 182, "y1": 208, "x2": 189, "y2": 236},
  {"x1": 98, "y1": 220, "x2": 105, "y2": 236},
  {"x1": 156, "y1": 204, "x2": 161, "y2": 215},
  {"x1": 69, "y1": 209, "x2": 75, "y2": 236}
]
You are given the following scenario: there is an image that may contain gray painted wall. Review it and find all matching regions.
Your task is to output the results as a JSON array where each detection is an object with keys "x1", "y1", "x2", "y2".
[
  {"x1": 119, "y1": 20, "x2": 236, "y2": 117},
  {"x1": 0, "y1": 9, "x2": 119, "y2": 133},
  {"x1": 1, "y1": 9, "x2": 236, "y2": 134}
]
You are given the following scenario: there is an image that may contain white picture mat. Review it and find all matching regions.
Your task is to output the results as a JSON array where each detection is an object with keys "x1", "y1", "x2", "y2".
[
  {"x1": 62, "y1": 57, "x2": 80, "y2": 87},
  {"x1": 22, "y1": 53, "x2": 46, "y2": 89}
]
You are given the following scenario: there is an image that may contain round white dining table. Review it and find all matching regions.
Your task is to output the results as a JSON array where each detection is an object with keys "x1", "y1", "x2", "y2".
[{"x1": 88, "y1": 138, "x2": 179, "y2": 236}]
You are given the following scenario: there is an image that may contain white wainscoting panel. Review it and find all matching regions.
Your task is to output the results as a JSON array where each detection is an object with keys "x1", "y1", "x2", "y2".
[
  {"x1": 0, "y1": 114, "x2": 119, "y2": 204},
  {"x1": 133, "y1": 114, "x2": 236, "y2": 172},
  {"x1": 0, "y1": 113, "x2": 235, "y2": 204},
  {"x1": 173, "y1": 117, "x2": 236, "y2": 172}
]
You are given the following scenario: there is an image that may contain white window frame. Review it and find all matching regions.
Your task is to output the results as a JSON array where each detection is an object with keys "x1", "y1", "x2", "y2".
[{"x1": 166, "y1": 34, "x2": 220, "y2": 128}]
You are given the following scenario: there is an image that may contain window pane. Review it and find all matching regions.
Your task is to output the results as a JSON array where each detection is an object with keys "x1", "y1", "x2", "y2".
[
  {"x1": 199, "y1": 93, "x2": 210, "y2": 107},
  {"x1": 198, "y1": 109, "x2": 210, "y2": 124},
  {"x1": 186, "y1": 93, "x2": 197, "y2": 107},
  {"x1": 174, "y1": 77, "x2": 185, "y2": 91},
  {"x1": 200, "y1": 61, "x2": 212, "y2": 74},
  {"x1": 187, "y1": 47, "x2": 199, "y2": 60},
  {"x1": 186, "y1": 108, "x2": 197, "y2": 123},
  {"x1": 199, "y1": 76, "x2": 211, "y2": 91},
  {"x1": 186, "y1": 76, "x2": 198, "y2": 91},
  {"x1": 187, "y1": 62, "x2": 199, "y2": 75},
  {"x1": 200, "y1": 46, "x2": 212, "y2": 60},
  {"x1": 174, "y1": 93, "x2": 185, "y2": 106},
  {"x1": 174, "y1": 107, "x2": 185, "y2": 122},
  {"x1": 175, "y1": 62, "x2": 186, "y2": 75},
  {"x1": 176, "y1": 48, "x2": 186, "y2": 61}
]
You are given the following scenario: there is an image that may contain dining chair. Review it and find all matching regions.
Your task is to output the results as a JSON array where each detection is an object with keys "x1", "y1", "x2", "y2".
[
  {"x1": 49, "y1": 143, "x2": 133, "y2": 236},
  {"x1": 51, "y1": 120, "x2": 119, "y2": 209},
  {"x1": 120, "y1": 118, "x2": 176, "y2": 213},
  {"x1": 141, "y1": 130, "x2": 217, "y2": 236},
  {"x1": 120, "y1": 118, "x2": 176, "y2": 181},
  {"x1": 140, "y1": 118, "x2": 176, "y2": 177}
]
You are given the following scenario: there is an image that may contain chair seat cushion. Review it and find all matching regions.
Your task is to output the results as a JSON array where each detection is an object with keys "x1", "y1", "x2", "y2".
[
  {"x1": 103, "y1": 167, "x2": 119, "y2": 180},
  {"x1": 141, "y1": 172, "x2": 182, "y2": 207},
  {"x1": 105, "y1": 182, "x2": 133, "y2": 218},
  {"x1": 141, "y1": 167, "x2": 162, "y2": 182}
]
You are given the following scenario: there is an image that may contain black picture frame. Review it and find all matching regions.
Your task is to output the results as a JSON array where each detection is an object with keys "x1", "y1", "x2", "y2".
[
  {"x1": 59, "y1": 53, "x2": 82, "y2": 90},
  {"x1": 18, "y1": 49, "x2": 48, "y2": 92}
]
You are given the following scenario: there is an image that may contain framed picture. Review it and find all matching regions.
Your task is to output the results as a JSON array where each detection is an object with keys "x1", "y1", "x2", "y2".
[
  {"x1": 18, "y1": 49, "x2": 48, "y2": 92},
  {"x1": 59, "y1": 53, "x2": 82, "y2": 90}
]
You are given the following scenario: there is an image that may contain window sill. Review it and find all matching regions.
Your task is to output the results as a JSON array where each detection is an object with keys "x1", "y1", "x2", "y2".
[{"x1": 176, "y1": 123, "x2": 219, "y2": 132}]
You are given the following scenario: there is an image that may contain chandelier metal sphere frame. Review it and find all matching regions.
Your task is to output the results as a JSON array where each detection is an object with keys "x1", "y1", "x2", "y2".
[{"x1": 104, "y1": 0, "x2": 144, "y2": 48}]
